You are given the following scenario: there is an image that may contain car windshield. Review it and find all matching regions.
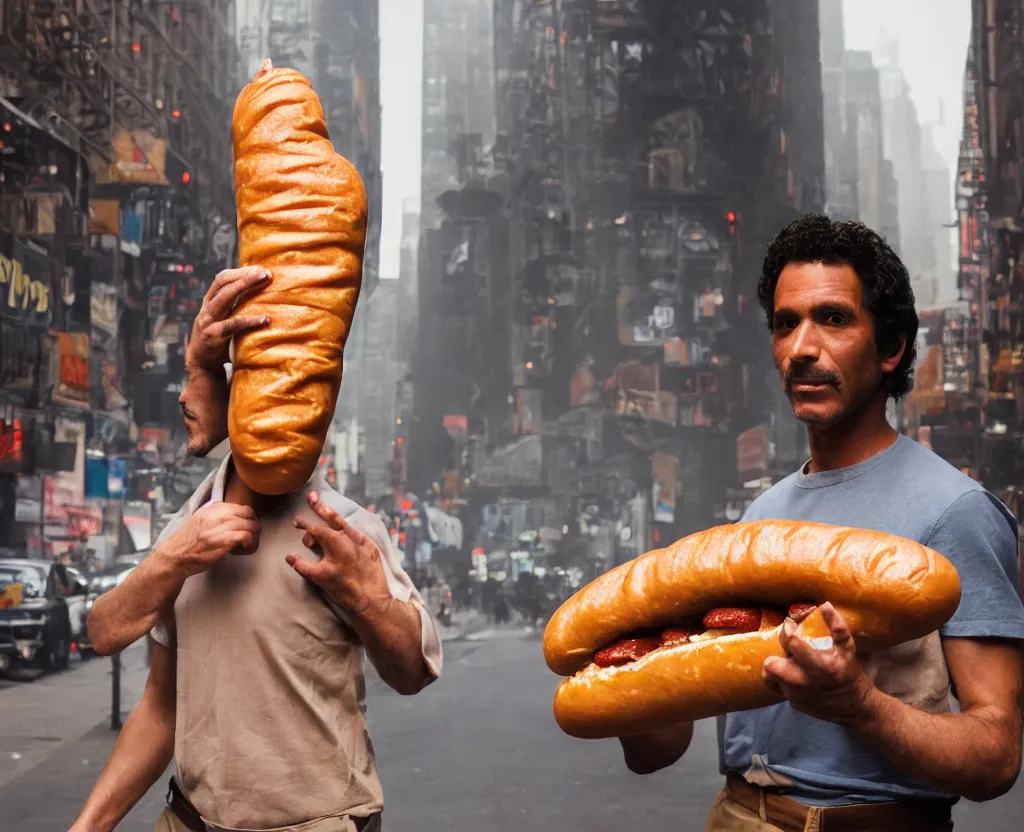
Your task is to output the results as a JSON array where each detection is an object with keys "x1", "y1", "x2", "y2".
[{"x1": 0, "y1": 564, "x2": 47, "y2": 600}]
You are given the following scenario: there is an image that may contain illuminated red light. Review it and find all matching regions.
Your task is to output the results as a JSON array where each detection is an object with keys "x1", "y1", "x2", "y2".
[
  {"x1": 132, "y1": 42, "x2": 141, "y2": 53},
  {"x1": 726, "y1": 212, "x2": 737, "y2": 223},
  {"x1": 181, "y1": 172, "x2": 190, "y2": 184},
  {"x1": 172, "y1": 110, "x2": 181, "y2": 119},
  {"x1": 401, "y1": 500, "x2": 414, "y2": 511}
]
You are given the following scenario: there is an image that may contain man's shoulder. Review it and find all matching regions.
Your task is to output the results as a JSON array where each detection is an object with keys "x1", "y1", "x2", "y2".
[
  {"x1": 893, "y1": 436, "x2": 982, "y2": 503},
  {"x1": 742, "y1": 471, "x2": 801, "y2": 520},
  {"x1": 152, "y1": 482, "x2": 207, "y2": 546},
  {"x1": 310, "y1": 484, "x2": 387, "y2": 537}
]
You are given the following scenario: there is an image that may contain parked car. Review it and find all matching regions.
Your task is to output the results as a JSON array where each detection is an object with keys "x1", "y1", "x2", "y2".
[
  {"x1": 0, "y1": 559, "x2": 86, "y2": 672},
  {"x1": 64, "y1": 565, "x2": 91, "y2": 647},
  {"x1": 77, "y1": 558, "x2": 143, "y2": 655}
]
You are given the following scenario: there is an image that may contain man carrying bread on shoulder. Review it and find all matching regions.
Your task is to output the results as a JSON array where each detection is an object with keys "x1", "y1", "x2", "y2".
[
  {"x1": 72, "y1": 62, "x2": 442, "y2": 832},
  {"x1": 619, "y1": 215, "x2": 1024, "y2": 831},
  {"x1": 69, "y1": 265, "x2": 441, "y2": 832}
]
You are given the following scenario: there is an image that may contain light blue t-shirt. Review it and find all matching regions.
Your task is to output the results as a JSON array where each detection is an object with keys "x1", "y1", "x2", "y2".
[{"x1": 717, "y1": 434, "x2": 1024, "y2": 806}]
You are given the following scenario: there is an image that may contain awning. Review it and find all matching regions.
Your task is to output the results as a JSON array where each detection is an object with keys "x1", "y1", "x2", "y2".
[
  {"x1": 487, "y1": 549, "x2": 508, "y2": 565},
  {"x1": 425, "y1": 505, "x2": 464, "y2": 549}
]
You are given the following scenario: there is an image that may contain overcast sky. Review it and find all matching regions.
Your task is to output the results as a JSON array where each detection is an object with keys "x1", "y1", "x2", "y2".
[
  {"x1": 376, "y1": 1, "x2": 972, "y2": 280},
  {"x1": 378, "y1": 0, "x2": 423, "y2": 280},
  {"x1": 843, "y1": 0, "x2": 969, "y2": 188}
]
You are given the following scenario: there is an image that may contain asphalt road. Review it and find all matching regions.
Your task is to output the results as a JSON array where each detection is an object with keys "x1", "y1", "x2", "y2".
[{"x1": 1, "y1": 627, "x2": 1023, "y2": 831}]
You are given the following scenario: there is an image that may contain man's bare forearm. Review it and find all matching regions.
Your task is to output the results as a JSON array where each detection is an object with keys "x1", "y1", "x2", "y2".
[
  {"x1": 70, "y1": 698, "x2": 174, "y2": 831},
  {"x1": 88, "y1": 550, "x2": 184, "y2": 655},
  {"x1": 619, "y1": 723, "x2": 694, "y2": 774},
  {"x1": 351, "y1": 597, "x2": 432, "y2": 695},
  {"x1": 855, "y1": 687, "x2": 1022, "y2": 801},
  {"x1": 71, "y1": 641, "x2": 176, "y2": 832}
]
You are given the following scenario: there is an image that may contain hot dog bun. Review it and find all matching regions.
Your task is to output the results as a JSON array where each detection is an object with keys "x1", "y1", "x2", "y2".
[
  {"x1": 544, "y1": 520, "x2": 961, "y2": 739},
  {"x1": 229, "y1": 59, "x2": 367, "y2": 495}
]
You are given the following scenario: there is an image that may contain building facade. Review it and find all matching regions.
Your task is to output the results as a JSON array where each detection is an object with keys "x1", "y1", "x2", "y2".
[
  {"x1": 1, "y1": 0, "x2": 242, "y2": 559},
  {"x1": 409, "y1": 0, "x2": 825, "y2": 583}
]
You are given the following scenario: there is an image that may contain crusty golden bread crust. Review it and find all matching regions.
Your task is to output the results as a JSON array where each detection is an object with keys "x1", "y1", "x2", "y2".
[
  {"x1": 229, "y1": 59, "x2": 367, "y2": 495},
  {"x1": 543, "y1": 520, "x2": 962, "y2": 738}
]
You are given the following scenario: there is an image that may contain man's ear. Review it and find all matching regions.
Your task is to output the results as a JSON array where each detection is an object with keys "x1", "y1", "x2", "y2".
[{"x1": 880, "y1": 335, "x2": 907, "y2": 373}]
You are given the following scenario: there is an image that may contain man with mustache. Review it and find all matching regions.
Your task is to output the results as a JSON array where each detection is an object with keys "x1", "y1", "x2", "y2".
[
  {"x1": 72, "y1": 266, "x2": 442, "y2": 832},
  {"x1": 618, "y1": 215, "x2": 1024, "y2": 831}
]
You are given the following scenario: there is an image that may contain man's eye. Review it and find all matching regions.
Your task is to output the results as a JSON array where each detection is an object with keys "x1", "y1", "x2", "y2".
[{"x1": 826, "y1": 313, "x2": 846, "y2": 325}]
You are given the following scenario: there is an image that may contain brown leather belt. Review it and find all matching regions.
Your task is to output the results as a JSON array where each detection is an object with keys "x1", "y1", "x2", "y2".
[
  {"x1": 725, "y1": 772, "x2": 954, "y2": 832},
  {"x1": 167, "y1": 777, "x2": 212, "y2": 832},
  {"x1": 166, "y1": 777, "x2": 383, "y2": 832}
]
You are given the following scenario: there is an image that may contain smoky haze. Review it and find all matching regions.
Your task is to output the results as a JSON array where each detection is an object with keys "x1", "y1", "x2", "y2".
[{"x1": 2, "y1": 2, "x2": 1024, "y2": 830}]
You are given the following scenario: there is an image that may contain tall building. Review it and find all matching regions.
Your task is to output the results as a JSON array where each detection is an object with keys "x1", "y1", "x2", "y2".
[
  {"x1": 419, "y1": 0, "x2": 496, "y2": 231},
  {"x1": 0, "y1": 1, "x2": 242, "y2": 556},
  {"x1": 818, "y1": 0, "x2": 900, "y2": 252},
  {"x1": 819, "y1": 0, "x2": 860, "y2": 221},
  {"x1": 336, "y1": 280, "x2": 401, "y2": 500},
  {"x1": 408, "y1": 0, "x2": 504, "y2": 507},
  {"x1": 843, "y1": 51, "x2": 887, "y2": 233},
  {"x1": 238, "y1": 0, "x2": 381, "y2": 296},
  {"x1": 876, "y1": 38, "x2": 940, "y2": 305},
  {"x1": 964, "y1": 0, "x2": 1024, "y2": 491},
  {"x1": 921, "y1": 123, "x2": 957, "y2": 307},
  {"x1": 408, "y1": 0, "x2": 824, "y2": 580}
]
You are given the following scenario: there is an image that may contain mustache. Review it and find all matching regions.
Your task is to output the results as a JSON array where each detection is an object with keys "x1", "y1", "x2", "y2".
[
  {"x1": 785, "y1": 367, "x2": 841, "y2": 394},
  {"x1": 181, "y1": 403, "x2": 198, "y2": 421}
]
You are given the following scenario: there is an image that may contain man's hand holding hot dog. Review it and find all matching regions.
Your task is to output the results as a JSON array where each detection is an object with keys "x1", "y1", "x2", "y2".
[
  {"x1": 761, "y1": 600, "x2": 1024, "y2": 801},
  {"x1": 762, "y1": 602, "x2": 876, "y2": 726},
  {"x1": 287, "y1": 492, "x2": 434, "y2": 695}
]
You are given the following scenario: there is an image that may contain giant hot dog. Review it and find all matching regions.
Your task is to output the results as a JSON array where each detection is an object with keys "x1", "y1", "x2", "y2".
[
  {"x1": 543, "y1": 520, "x2": 961, "y2": 739},
  {"x1": 229, "y1": 60, "x2": 367, "y2": 495}
]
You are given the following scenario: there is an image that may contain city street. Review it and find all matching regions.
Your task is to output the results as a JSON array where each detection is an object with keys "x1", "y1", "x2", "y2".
[{"x1": 1, "y1": 627, "x2": 1022, "y2": 831}]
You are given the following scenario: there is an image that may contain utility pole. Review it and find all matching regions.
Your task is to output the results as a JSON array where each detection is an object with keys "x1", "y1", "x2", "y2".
[{"x1": 110, "y1": 652, "x2": 122, "y2": 730}]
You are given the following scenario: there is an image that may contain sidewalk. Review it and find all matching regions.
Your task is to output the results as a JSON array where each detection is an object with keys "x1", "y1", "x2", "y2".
[
  {"x1": 0, "y1": 643, "x2": 160, "y2": 831},
  {"x1": 0, "y1": 644, "x2": 149, "y2": 791}
]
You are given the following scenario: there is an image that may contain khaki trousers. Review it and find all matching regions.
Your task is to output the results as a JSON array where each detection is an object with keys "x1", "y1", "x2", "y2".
[
  {"x1": 704, "y1": 790, "x2": 955, "y2": 832},
  {"x1": 154, "y1": 807, "x2": 378, "y2": 832},
  {"x1": 705, "y1": 791, "x2": 811, "y2": 832}
]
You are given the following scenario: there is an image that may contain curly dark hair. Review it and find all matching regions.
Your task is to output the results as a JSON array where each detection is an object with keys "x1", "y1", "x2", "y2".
[{"x1": 757, "y1": 214, "x2": 918, "y2": 400}]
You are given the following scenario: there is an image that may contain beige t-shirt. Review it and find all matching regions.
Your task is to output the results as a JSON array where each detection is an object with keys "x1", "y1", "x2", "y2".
[{"x1": 150, "y1": 454, "x2": 443, "y2": 829}]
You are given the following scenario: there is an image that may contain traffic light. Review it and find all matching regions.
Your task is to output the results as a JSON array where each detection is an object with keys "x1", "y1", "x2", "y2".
[{"x1": 726, "y1": 211, "x2": 738, "y2": 236}]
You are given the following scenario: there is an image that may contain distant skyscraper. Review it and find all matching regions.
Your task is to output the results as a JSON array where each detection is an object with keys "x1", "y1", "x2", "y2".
[
  {"x1": 875, "y1": 36, "x2": 940, "y2": 307},
  {"x1": 238, "y1": 0, "x2": 382, "y2": 297}
]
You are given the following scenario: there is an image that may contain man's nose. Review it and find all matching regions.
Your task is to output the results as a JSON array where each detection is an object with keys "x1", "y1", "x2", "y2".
[{"x1": 788, "y1": 321, "x2": 820, "y2": 362}]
